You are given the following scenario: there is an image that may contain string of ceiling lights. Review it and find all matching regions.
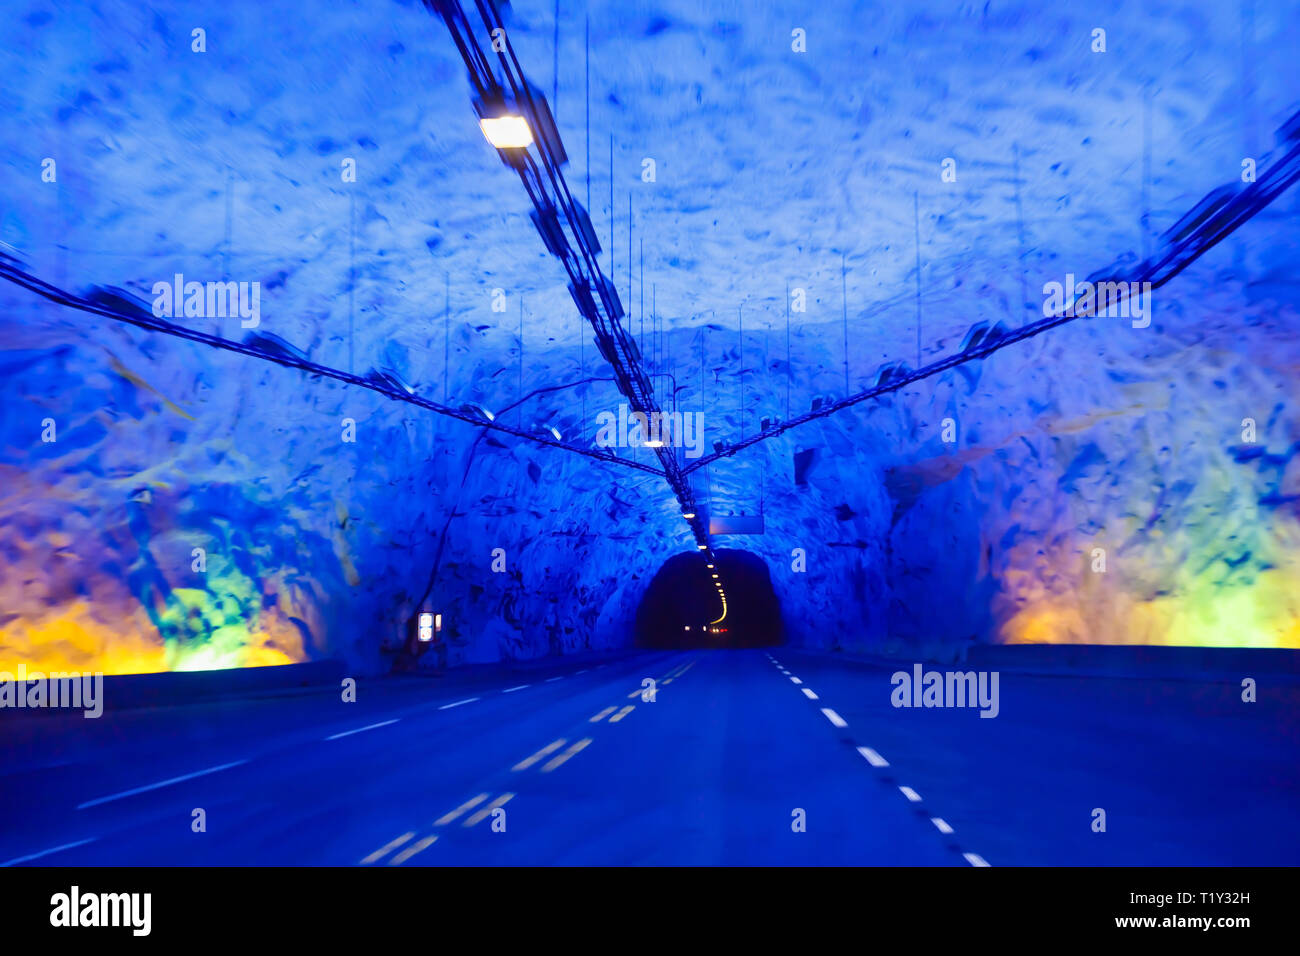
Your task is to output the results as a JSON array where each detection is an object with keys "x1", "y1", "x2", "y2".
[
  {"x1": 0, "y1": 254, "x2": 667, "y2": 476},
  {"x1": 424, "y1": 0, "x2": 716, "y2": 560},
  {"x1": 683, "y1": 107, "x2": 1300, "y2": 473}
]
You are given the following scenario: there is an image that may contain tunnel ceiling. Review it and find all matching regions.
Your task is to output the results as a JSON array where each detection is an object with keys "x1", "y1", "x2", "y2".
[{"x1": 2, "y1": 0, "x2": 1299, "y2": 674}]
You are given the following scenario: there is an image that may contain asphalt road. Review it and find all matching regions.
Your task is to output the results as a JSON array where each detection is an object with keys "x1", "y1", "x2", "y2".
[{"x1": 2, "y1": 648, "x2": 1296, "y2": 865}]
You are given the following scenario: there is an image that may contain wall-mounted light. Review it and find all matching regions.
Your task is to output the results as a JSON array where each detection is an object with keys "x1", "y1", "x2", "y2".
[{"x1": 460, "y1": 401, "x2": 496, "y2": 423}]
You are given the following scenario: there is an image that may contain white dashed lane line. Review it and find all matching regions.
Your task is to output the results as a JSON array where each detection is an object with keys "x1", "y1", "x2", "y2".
[
  {"x1": 821, "y1": 708, "x2": 848, "y2": 728},
  {"x1": 361, "y1": 832, "x2": 415, "y2": 865},
  {"x1": 512, "y1": 739, "x2": 567, "y2": 772},
  {"x1": 464, "y1": 793, "x2": 514, "y2": 827},
  {"x1": 434, "y1": 793, "x2": 490, "y2": 826},
  {"x1": 857, "y1": 746, "x2": 890, "y2": 767},
  {"x1": 541, "y1": 738, "x2": 592, "y2": 773},
  {"x1": 773, "y1": 657, "x2": 992, "y2": 867},
  {"x1": 390, "y1": 834, "x2": 438, "y2": 865}
]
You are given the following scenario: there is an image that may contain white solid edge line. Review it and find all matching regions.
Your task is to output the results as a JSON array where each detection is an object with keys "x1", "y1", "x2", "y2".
[
  {"x1": 438, "y1": 697, "x2": 480, "y2": 710},
  {"x1": 964, "y1": 852, "x2": 991, "y2": 867},
  {"x1": 78, "y1": 761, "x2": 248, "y2": 809},
  {"x1": 931, "y1": 817, "x2": 954, "y2": 834},
  {"x1": 857, "y1": 746, "x2": 889, "y2": 767},
  {"x1": 545, "y1": 676, "x2": 565, "y2": 682},
  {"x1": 326, "y1": 719, "x2": 400, "y2": 741},
  {"x1": 2, "y1": 838, "x2": 97, "y2": 867},
  {"x1": 502, "y1": 684, "x2": 529, "y2": 693},
  {"x1": 820, "y1": 708, "x2": 848, "y2": 728}
]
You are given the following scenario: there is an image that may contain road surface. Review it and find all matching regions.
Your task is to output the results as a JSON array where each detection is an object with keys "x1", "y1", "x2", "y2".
[{"x1": 2, "y1": 648, "x2": 1296, "y2": 865}]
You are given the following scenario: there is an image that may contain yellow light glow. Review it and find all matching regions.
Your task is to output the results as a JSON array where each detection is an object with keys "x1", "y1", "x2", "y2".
[{"x1": 479, "y1": 115, "x2": 533, "y2": 149}]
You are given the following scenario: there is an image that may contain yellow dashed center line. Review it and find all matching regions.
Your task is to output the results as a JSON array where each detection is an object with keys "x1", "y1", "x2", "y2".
[
  {"x1": 512, "y1": 738, "x2": 567, "y2": 772},
  {"x1": 589, "y1": 706, "x2": 617, "y2": 722},
  {"x1": 608, "y1": 705, "x2": 635, "y2": 723},
  {"x1": 464, "y1": 792, "x2": 515, "y2": 827},
  {"x1": 434, "y1": 792, "x2": 490, "y2": 826},
  {"x1": 389, "y1": 834, "x2": 438, "y2": 865},
  {"x1": 541, "y1": 737, "x2": 592, "y2": 772},
  {"x1": 361, "y1": 831, "x2": 416, "y2": 865}
]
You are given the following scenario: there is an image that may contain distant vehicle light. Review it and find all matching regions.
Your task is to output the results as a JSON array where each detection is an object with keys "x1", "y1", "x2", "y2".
[{"x1": 479, "y1": 115, "x2": 534, "y2": 149}]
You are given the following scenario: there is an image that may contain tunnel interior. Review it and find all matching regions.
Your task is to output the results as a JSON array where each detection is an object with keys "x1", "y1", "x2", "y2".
[
  {"x1": 635, "y1": 549, "x2": 783, "y2": 649},
  {"x1": 0, "y1": 0, "x2": 1297, "y2": 682}
]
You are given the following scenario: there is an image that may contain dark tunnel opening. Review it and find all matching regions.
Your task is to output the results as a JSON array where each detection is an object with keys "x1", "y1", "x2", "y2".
[{"x1": 635, "y1": 549, "x2": 784, "y2": 649}]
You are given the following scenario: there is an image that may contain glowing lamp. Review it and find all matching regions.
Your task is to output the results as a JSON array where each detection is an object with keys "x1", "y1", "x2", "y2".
[
  {"x1": 479, "y1": 115, "x2": 533, "y2": 149},
  {"x1": 418, "y1": 612, "x2": 434, "y2": 643}
]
